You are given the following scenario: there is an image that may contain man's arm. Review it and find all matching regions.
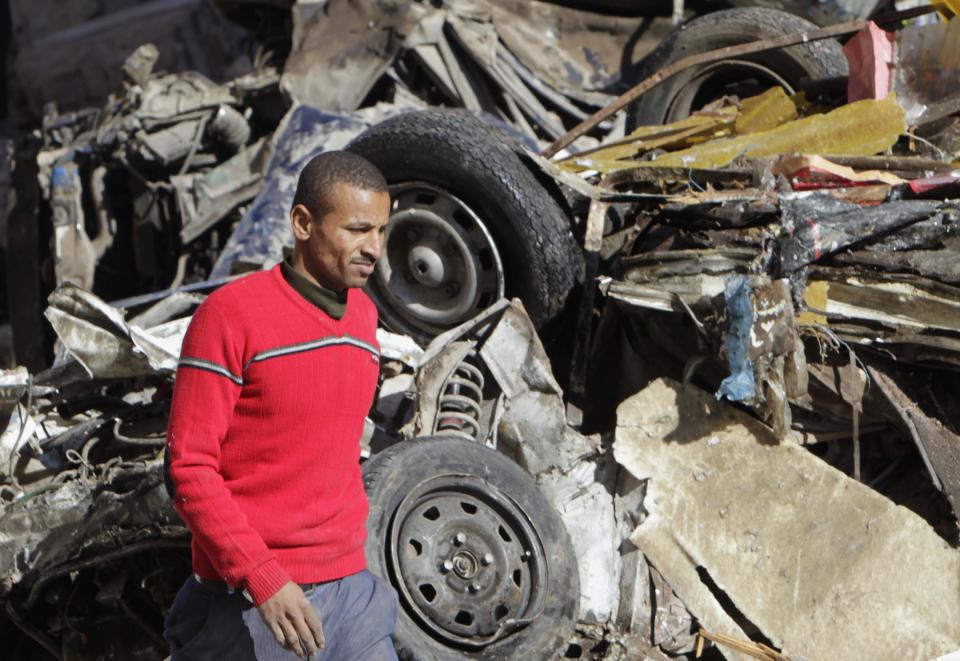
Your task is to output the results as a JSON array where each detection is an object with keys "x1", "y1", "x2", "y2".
[
  {"x1": 167, "y1": 298, "x2": 289, "y2": 601},
  {"x1": 166, "y1": 299, "x2": 324, "y2": 657}
]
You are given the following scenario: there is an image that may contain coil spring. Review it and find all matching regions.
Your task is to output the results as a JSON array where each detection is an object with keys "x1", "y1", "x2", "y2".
[{"x1": 435, "y1": 353, "x2": 485, "y2": 441}]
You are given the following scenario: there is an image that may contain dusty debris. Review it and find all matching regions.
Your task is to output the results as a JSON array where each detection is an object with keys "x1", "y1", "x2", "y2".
[
  {"x1": 277, "y1": 0, "x2": 634, "y2": 147},
  {"x1": 614, "y1": 378, "x2": 960, "y2": 660},
  {"x1": 539, "y1": 2, "x2": 941, "y2": 157},
  {"x1": 0, "y1": 294, "x2": 657, "y2": 659},
  {"x1": 9, "y1": 49, "x2": 282, "y2": 359},
  {"x1": 2, "y1": 1, "x2": 960, "y2": 659}
]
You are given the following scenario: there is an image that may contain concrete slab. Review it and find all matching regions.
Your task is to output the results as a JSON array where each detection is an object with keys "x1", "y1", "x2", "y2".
[{"x1": 614, "y1": 378, "x2": 960, "y2": 661}]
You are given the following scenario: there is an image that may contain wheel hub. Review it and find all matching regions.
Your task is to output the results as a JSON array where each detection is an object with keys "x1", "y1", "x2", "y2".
[
  {"x1": 387, "y1": 478, "x2": 546, "y2": 649},
  {"x1": 408, "y1": 243, "x2": 446, "y2": 287},
  {"x1": 366, "y1": 183, "x2": 505, "y2": 338},
  {"x1": 450, "y1": 548, "x2": 479, "y2": 579}
]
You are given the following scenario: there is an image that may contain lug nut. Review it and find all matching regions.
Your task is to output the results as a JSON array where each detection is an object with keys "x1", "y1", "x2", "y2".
[
  {"x1": 454, "y1": 532, "x2": 466, "y2": 546},
  {"x1": 468, "y1": 582, "x2": 481, "y2": 594},
  {"x1": 442, "y1": 560, "x2": 454, "y2": 572},
  {"x1": 482, "y1": 553, "x2": 494, "y2": 566}
]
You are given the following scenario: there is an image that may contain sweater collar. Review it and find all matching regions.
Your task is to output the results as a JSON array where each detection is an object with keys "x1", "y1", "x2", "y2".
[{"x1": 280, "y1": 260, "x2": 348, "y2": 320}]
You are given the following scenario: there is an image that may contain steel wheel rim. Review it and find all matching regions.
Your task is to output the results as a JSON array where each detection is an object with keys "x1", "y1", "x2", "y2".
[
  {"x1": 386, "y1": 475, "x2": 547, "y2": 650},
  {"x1": 367, "y1": 183, "x2": 505, "y2": 337},
  {"x1": 666, "y1": 59, "x2": 795, "y2": 123}
]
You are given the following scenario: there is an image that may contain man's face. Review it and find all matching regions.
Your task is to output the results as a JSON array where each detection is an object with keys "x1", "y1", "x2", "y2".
[{"x1": 292, "y1": 183, "x2": 391, "y2": 290}]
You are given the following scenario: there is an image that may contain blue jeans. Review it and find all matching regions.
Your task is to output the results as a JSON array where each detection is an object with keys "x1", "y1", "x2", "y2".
[{"x1": 164, "y1": 570, "x2": 398, "y2": 660}]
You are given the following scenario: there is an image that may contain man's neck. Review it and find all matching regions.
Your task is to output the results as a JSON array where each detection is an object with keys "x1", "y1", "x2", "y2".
[
  {"x1": 283, "y1": 255, "x2": 347, "y2": 319},
  {"x1": 289, "y1": 252, "x2": 343, "y2": 294}
]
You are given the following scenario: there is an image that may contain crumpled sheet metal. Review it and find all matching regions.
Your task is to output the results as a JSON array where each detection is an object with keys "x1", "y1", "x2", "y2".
[
  {"x1": 0, "y1": 405, "x2": 38, "y2": 478},
  {"x1": 614, "y1": 378, "x2": 960, "y2": 661},
  {"x1": 280, "y1": 0, "x2": 621, "y2": 145},
  {"x1": 633, "y1": 95, "x2": 905, "y2": 171},
  {"x1": 478, "y1": 0, "x2": 626, "y2": 102},
  {"x1": 171, "y1": 136, "x2": 272, "y2": 244},
  {"x1": 611, "y1": 249, "x2": 754, "y2": 310},
  {"x1": 536, "y1": 459, "x2": 621, "y2": 626},
  {"x1": 281, "y1": 0, "x2": 427, "y2": 112},
  {"x1": 404, "y1": 299, "x2": 623, "y2": 625},
  {"x1": 483, "y1": 302, "x2": 620, "y2": 624},
  {"x1": 834, "y1": 249, "x2": 960, "y2": 286},
  {"x1": 409, "y1": 297, "x2": 590, "y2": 469},
  {"x1": 44, "y1": 285, "x2": 187, "y2": 379},
  {"x1": 0, "y1": 459, "x2": 183, "y2": 591}
]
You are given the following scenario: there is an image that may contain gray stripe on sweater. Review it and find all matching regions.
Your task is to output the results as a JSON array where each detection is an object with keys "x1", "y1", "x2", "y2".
[
  {"x1": 178, "y1": 357, "x2": 244, "y2": 385},
  {"x1": 244, "y1": 336, "x2": 379, "y2": 370}
]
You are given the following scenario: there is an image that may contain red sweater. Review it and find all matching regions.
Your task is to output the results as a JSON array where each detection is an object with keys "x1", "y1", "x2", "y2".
[{"x1": 166, "y1": 265, "x2": 380, "y2": 605}]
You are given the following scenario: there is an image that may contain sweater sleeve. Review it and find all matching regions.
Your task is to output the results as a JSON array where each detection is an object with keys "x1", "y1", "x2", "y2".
[{"x1": 166, "y1": 298, "x2": 292, "y2": 605}]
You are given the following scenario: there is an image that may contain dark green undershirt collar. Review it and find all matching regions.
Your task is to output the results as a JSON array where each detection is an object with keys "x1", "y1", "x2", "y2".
[{"x1": 281, "y1": 260, "x2": 347, "y2": 320}]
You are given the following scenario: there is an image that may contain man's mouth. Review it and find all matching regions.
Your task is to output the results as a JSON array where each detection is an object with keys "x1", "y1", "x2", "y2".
[{"x1": 354, "y1": 260, "x2": 376, "y2": 275}]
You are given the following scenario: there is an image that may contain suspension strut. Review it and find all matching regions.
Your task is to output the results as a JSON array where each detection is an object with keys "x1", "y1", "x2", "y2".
[{"x1": 434, "y1": 352, "x2": 485, "y2": 441}]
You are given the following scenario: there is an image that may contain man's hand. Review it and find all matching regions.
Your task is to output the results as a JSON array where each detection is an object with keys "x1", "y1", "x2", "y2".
[{"x1": 257, "y1": 581, "x2": 325, "y2": 658}]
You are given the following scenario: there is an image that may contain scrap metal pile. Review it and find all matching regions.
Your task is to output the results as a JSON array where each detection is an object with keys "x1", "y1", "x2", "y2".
[{"x1": 2, "y1": 0, "x2": 960, "y2": 659}]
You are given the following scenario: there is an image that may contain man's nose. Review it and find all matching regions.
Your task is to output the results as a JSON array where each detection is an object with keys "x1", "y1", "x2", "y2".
[{"x1": 362, "y1": 231, "x2": 382, "y2": 262}]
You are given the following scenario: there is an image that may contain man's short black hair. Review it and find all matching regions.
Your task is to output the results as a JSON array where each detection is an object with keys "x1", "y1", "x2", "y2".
[{"x1": 292, "y1": 150, "x2": 388, "y2": 217}]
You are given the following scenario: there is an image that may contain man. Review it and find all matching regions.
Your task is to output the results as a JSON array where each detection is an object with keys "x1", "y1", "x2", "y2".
[{"x1": 163, "y1": 151, "x2": 397, "y2": 660}]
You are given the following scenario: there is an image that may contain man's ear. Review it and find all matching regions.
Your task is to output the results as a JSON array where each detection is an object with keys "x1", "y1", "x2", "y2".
[{"x1": 291, "y1": 204, "x2": 314, "y2": 241}]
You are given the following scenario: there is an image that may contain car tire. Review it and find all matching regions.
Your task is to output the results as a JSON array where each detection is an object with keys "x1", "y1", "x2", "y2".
[
  {"x1": 626, "y1": 7, "x2": 849, "y2": 128},
  {"x1": 347, "y1": 110, "x2": 582, "y2": 341},
  {"x1": 362, "y1": 436, "x2": 580, "y2": 660}
]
